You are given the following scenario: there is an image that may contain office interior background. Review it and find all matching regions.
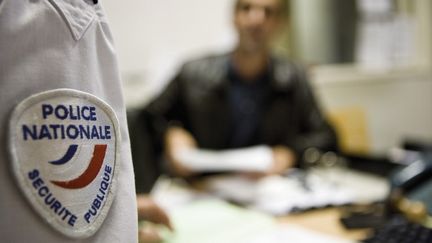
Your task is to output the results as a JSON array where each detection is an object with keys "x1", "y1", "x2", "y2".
[{"x1": 104, "y1": 0, "x2": 432, "y2": 157}]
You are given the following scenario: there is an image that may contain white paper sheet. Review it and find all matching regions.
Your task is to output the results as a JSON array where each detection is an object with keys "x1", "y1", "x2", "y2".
[{"x1": 174, "y1": 146, "x2": 273, "y2": 172}]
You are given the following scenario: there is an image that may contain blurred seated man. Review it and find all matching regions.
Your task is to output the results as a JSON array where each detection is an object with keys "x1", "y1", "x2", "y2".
[{"x1": 145, "y1": 0, "x2": 338, "y2": 177}]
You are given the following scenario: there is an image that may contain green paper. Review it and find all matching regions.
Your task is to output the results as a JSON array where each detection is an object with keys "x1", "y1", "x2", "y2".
[{"x1": 161, "y1": 199, "x2": 275, "y2": 243}]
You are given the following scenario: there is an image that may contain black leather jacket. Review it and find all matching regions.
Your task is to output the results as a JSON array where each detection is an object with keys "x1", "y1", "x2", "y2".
[{"x1": 145, "y1": 53, "x2": 338, "y2": 161}]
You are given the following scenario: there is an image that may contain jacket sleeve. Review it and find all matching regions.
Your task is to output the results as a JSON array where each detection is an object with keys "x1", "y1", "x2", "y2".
[
  {"x1": 143, "y1": 69, "x2": 190, "y2": 154},
  {"x1": 289, "y1": 65, "x2": 339, "y2": 158}
]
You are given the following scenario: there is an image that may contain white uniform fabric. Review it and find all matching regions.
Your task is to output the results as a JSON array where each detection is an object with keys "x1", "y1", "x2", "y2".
[{"x1": 0, "y1": 0, "x2": 138, "y2": 242}]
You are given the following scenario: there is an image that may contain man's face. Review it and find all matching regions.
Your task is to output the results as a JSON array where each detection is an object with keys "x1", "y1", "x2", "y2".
[{"x1": 234, "y1": 0, "x2": 283, "y2": 53}]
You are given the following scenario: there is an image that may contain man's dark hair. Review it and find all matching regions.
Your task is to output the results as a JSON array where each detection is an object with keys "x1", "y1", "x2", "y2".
[{"x1": 234, "y1": 0, "x2": 290, "y2": 18}]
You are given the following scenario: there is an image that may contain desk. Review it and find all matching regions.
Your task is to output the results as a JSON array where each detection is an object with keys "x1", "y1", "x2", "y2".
[
  {"x1": 151, "y1": 173, "x2": 382, "y2": 242},
  {"x1": 152, "y1": 198, "x2": 365, "y2": 243},
  {"x1": 279, "y1": 208, "x2": 371, "y2": 241}
]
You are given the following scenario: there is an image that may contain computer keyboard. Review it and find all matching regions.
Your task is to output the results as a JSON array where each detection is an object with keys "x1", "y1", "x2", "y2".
[{"x1": 363, "y1": 216, "x2": 432, "y2": 243}]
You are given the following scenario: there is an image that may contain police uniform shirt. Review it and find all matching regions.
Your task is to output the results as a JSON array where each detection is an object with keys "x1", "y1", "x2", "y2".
[{"x1": 0, "y1": 0, "x2": 138, "y2": 242}]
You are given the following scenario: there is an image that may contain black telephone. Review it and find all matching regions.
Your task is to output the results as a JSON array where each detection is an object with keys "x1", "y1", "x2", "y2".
[
  {"x1": 391, "y1": 152, "x2": 432, "y2": 190},
  {"x1": 359, "y1": 152, "x2": 432, "y2": 243},
  {"x1": 341, "y1": 151, "x2": 432, "y2": 230},
  {"x1": 390, "y1": 152, "x2": 432, "y2": 215}
]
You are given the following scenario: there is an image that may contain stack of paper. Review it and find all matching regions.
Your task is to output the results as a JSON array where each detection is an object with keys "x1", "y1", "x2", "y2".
[{"x1": 206, "y1": 168, "x2": 389, "y2": 215}]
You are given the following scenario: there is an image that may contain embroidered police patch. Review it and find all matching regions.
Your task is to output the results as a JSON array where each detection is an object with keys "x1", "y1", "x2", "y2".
[{"x1": 9, "y1": 89, "x2": 120, "y2": 239}]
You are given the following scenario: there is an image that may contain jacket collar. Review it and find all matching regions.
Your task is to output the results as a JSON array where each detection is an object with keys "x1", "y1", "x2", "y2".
[{"x1": 214, "y1": 52, "x2": 295, "y2": 93}]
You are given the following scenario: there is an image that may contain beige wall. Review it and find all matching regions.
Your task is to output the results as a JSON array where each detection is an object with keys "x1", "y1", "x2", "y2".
[
  {"x1": 312, "y1": 67, "x2": 432, "y2": 155},
  {"x1": 104, "y1": 0, "x2": 236, "y2": 108}
]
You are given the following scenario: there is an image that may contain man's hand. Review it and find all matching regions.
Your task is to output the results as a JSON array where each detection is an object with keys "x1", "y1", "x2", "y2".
[
  {"x1": 165, "y1": 126, "x2": 197, "y2": 177},
  {"x1": 269, "y1": 145, "x2": 296, "y2": 174},
  {"x1": 137, "y1": 195, "x2": 173, "y2": 229},
  {"x1": 137, "y1": 195, "x2": 173, "y2": 243}
]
